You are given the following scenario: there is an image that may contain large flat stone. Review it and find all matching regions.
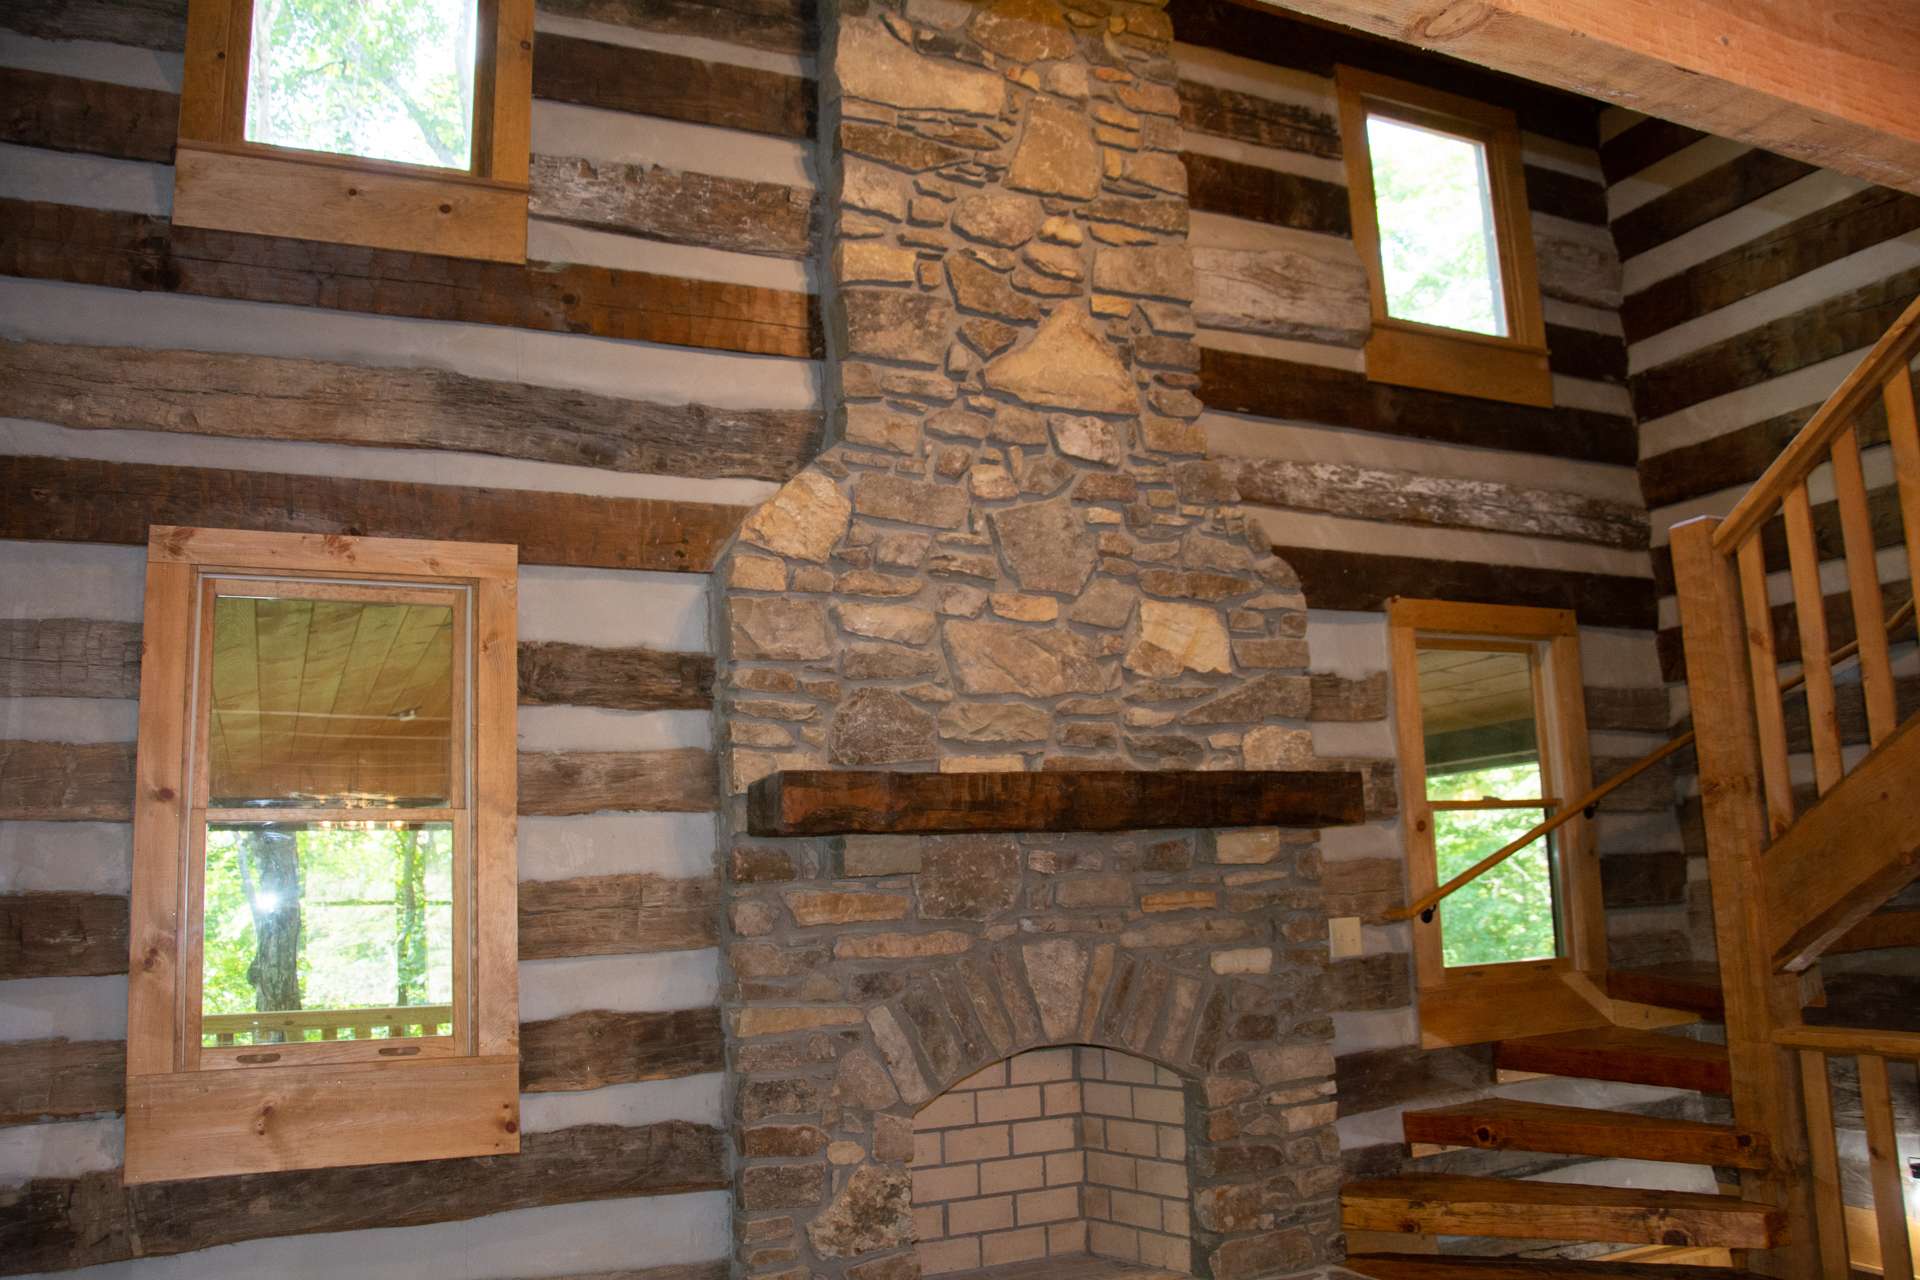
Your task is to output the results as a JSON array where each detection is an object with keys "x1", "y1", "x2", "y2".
[
  {"x1": 1008, "y1": 98, "x2": 1102, "y2": 200},
  {"x1": 831, "y1": 687, "x2": 937, "y2": 764},
  {"x1": 944, "y1": 619, "x2": 1110, "y2": 695},
  {"x1": 732, "y1": 597, "x2": 834, "y2": 660},
  {"x1": 989, "y1": 496, "x2": 1097, "y2": 595},
  {"x1": 1125, "y1": 599, "x2": 1231, "y2": 676},
  {"x1": 837, "y1": 17, "x2": 1005, "y2": 115},
  {"x1": 981, "y1": 304, "x2": 1138, "y2": 414},
  {"x1": 739, "y1": 471, "x2": 853, "y2": 563},
  {"x1": 839, "y1": 289, "x2": 953, "y2": 366},
  {"x1": 917, "y1": 834, "x2": 1022, "y2": 920}
]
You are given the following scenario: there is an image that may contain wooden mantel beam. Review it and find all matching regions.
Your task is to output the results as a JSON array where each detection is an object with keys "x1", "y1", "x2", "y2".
[{"x1": 1253, "y1": 0, "x2": 1920, "y2": 195}]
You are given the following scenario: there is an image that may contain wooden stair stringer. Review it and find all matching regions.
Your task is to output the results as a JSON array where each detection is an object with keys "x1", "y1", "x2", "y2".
[
  {"x1": 1340, "y1": 1174, "x2": 1784, "y2": 1249},
  {"x1": 1492, "y1": 1027, "x2": 1731, "y2": 1094},
  {"x1": 1400, "y1": 1098, "x2": 1769, "y2": 1170}
]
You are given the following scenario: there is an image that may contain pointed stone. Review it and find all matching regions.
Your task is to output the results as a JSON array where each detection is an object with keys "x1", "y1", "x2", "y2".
[
  {"x1": 990, "y1": 496, "x2": 1097, "y2": 594},
  {"x1": 837, "y1": 17, "x2": 1005, "y2": 115},
  {"x1": 740, "y1": 471, "x2": 853, "y2": 563},
  {"x1": 981, "y1": 305, "x2": 1137, "y2": 414},
  {"x1": 969, "y1": 0, "x2": 1077, "y2": 63},
  {"x1": 1007, "y1": 98, "x2": 1101, "y2": 200}
]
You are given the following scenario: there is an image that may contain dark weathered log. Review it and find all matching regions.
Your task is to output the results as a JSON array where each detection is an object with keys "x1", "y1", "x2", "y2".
[
  {"x1": 519, "y1": 748, "x2": 718, "y2": 816},
  {"x1": 0, "y1": 0, "x2": 187, "y2": 48},
  {"x1": 1177, "y1": 79, "x2": 1340, "y2": 157},
  {"x1": 0, "y1": 200, "x2": 821, "y2": 360},
  {"x1": 537, "y1": 0, "x2": 814, "y2": 55},
  {"x1": 1611, "y1": 148, "x2": 1817, "y2": 262},
  {"x1": 0, "y1": 618, "x2": 142, "y2": 699},
  {"x1": 531, "y1": 154, "x2": 814, "y2": 258},
  {"x1": 1323, "y1": 856, "x2": 1405, "y2": 924},
  {"x1": 0, "y1": 454, "x2": 744, "y2": 573},
  {"x1": 0, "y1": 340, "x2": 821, "y2": 483},
  {"x1": 1584, "y1": 686, "x2": 1671, "y2": 734},
  {"x1": 0, "y1": 740, "x2": 135, "y2": 822},
  {"x1": 1311, "y1": 672, "x2": 1388, "y2": 722},
  {"x1": 519, "y1": 873, "x2": 719, "y2": 960},
  {"x1": 533, "y1": 33, "x2": 812, "y2": 139},
  {"x1": 0, "y1": 891, "x2": 127, "y2": 979},
  {"x1": 1639, "y1": 397, "x2": 1850, "y2": 511},
  {"x1": 1632, "y1": 265, "x2": 1920, "y2": 423},
  {"x1": 1624, "y1": 188, "x2": 1920, "y2": 343},
  {"x1": 1182, "y1": 151, "x2": 1349, "y2": 236},
  {"x1": 1278, "y1": 545, "x2": 1658, "y2": 631},
  {"x1": 1544, "y1": 322, "x2": 1627, "y2": 386},
  {"x1": 0, "y1": 1038, "x2": 126, "y2": 1125},
  {"x1": 520, "y1": 1007, "x2": 725, "y2": 1092},
  {"x1": 1225, "y1": 456, "x2": 1648, "y2": 550},
  {"x1": 748, "y1": 769, "x2": 1365, "y2": 836},
  {"x1": 1523, "y1": 164, "x2": 1607, "y2": 226},
  {"x1": 1325, "y1": 954, "x2": 1411, "y2": 1012},
  {"x1": 1335, "y1": 1042, "x2": 1496, "y2": 1118},
  {"x1": 1600, "y1": 851, "x2": 1689, "y2": 908},
  {"x1": 1198, "y1": 347, "x2": 1636, "y2": 466},
  {"x1": 519, "y1": 641, "x2": 715, "y2": 712},
  {"x1": 1650, "y1": 481, "x2": 1911, "y2": 597},
  {"x1": 1, "y1": 621, "x2": 711, "y2": 711},
  {"x1": 1598, "y1": 117, "x2": 1706, "y2": 187},
  {"x1": 0, "y1": 1121, "x2": 727, "y2": 1276},
  {"x1": 1591, "y1": 754, "x2": 1678, "y2": 813},
  {"x1": 0, "y1": 67, "x2": 175, "y2": 163}
]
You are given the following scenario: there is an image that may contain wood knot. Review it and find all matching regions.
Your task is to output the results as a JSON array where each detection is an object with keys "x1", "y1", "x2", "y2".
[{"x1": 1409, "y1": 1, "x2": 1494, "y2": 42}]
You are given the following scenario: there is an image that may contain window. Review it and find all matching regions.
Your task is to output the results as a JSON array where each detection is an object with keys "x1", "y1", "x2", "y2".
[
  {"x1": 1388, "y1": 600, "x2": 1603, "y2": 1046},
  {"x1": 1337, "y1": 67, "x2": 1551, "y2": 407},
  {"x1": 126, "y1": 527, "x2": 519, "y2": 1183},
  {"x1": 173, "y1": 0, "x2": 532, "y2": 262}
]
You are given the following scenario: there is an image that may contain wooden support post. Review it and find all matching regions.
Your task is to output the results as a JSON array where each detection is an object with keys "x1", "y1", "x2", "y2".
[{"x1": 1670, "y1": 517, "x2": 1818, "y2": 1276}]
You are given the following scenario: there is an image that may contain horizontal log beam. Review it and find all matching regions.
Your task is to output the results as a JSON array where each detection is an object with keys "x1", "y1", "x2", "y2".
[
  {"x1": 2, "y1": 619, "x2": 714, "y2": 711},
  {"x1": 1334, "y1": 1041, "x2": 1496, "y2": 1118},
  {"x1": 748, "y1": 768, "x2": 1365, "y2": 836},
  {"x1": 1197, "y1": 348, "x2": 1636, "y2": 466},
  {"x1": 530, "y1": 154, "x2": 814, "y2": 259},
  {"x1": 1325, "y1": 953, "x2": 1410, "y2": 1012},
  {"x1": 0, "y1": 66, "x2": 175, "y2": 163},
  {"x1": 1523, "y1": 163, "x2": 1608, "y2": 227},
  {"x1": 0, "y1": 1120, "x2": 726, "y2": 1275},
  {"x1": 532, "y1": 31, "x2": 812, "y2": 140},
  {"x1": 0, "y1": 1006, "x2": 722, "y2": 1126},
  {"x1": 1182, "y1": 151, "x2": 1349, "y2": 236},
  {"x1": 1651, "y1": 481, "x2": 1911, "y2": 597},
  {"x1": 1656, "y1": 579, "x2": 1913, "y2": 683},
  {"x1": 1278, "y1": 545, "x2": 1658, "y2": 631},
  {"x1": 1610, "y1": 148, "x2": 1816, "y2": 262},
  {"x1": 0, "y1": 340, "x2": 822, "y2": 483},
  {"x1": 1601, "y1": 850, "x2": 1690, "y2": 908},
  {"x1": 1310, "y1": 671, "x2": 1388, "y2": 722},
  {"x1": 0, "y1": 741, "x2": 717, "y2": 821},
  {"x1": 1599, "y1": 118, "x2": 1707, "y2": 187},
  {"x1": 0, "y1": 454, "x2": 744, "y2": 573},
  {"x1": 1226, "y1": 456, "x2": 1648, "y2": 550},
  {"x1": 0, "y1": 891, "x2": 126, "y2": 979},
  {"x1": 1178, "y1": 78, "x2": 1340, "y2": 158},
  {"x1": 1586, "y1": 686, "x2": 1672, "y2": 734},
  {"x1": 0, "y1": 199, "x2": 821, "y2": 360}
]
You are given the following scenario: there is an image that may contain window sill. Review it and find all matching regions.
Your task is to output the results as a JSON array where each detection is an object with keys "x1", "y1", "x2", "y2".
[
  {"x1": 1365, "y1": 317, "x2": 1554, "y2": 408},
  {"x1": 172, "y1": 142, "x2": 529, "y2": 264}
]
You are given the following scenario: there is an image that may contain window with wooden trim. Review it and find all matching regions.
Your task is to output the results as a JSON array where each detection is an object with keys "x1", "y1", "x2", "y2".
[
  {"x1": 126, "y1": 527, "x2": 519, "y2": 1184},
  {"x1": 173, "y1": 0, "x2": 533, "y2": 262},
  {"x1": 1388, "y1": 599, "x2": 1602, "y2": 1047},
  {"x1": 1337, "y1": 68, "x2": 1551, "y2": 408}
]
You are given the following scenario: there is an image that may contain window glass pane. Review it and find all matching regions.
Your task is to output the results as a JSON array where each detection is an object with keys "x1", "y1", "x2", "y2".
[
  {"x1": 1432, "y1": 805, "x2": 1557, "y2": 966},
  {"x1": 1417, "y1": 647, "x2": 1541, "y2": 798},
  {"x1": 245, "y1": 0, "x2": 479, "y2": 170},
  {"x1": 208, "y1": 593, "x2": 457, "y2": 808},
  {"x1": 202, "y1": 821, "x2": 455, "y2": 1045},
  {"x1": 1366, "y1": 114, "x2": 1507, "y2": 336}
]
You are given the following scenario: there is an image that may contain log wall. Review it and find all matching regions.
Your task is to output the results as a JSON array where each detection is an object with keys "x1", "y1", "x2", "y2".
[{"x1": 0, "y1": 0, "x2": 811, "y2": 1271}]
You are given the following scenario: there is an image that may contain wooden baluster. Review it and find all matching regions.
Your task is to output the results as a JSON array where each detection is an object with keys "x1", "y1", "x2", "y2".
[
  {"x1": 1859, "y1": 1053, "x2": 1915, "y2": 1280},
  {"x1": 1887, "y1": 368, "x2": 1920, "y2": 612},
  {"x1": 1832, "y1": 425, "x2": 1898, "y2": 744},
  {"x1": 1797, "y1": 1047, "x2": 1852, "y2": 1277},
  {"x1": 1783, "y1": 482, "x2": 1844, "y2": 793},
  {"x1": 1738, "y1": 535, "x2": 1796, "y2": 836}
]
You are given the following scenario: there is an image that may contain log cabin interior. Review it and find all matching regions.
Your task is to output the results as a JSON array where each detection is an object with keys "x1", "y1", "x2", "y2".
[{"x1": 2, "y1": 0, "x2": 1919, "y2": 1277}]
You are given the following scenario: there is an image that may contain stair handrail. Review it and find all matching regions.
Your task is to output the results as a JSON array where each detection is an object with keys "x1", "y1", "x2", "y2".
[
  {"x1": 1713, "y1": 292, "x2": 1920, "y2": 555},
  {"x1": 1389, "y1": 595, "x2": 1917, "y2": 926}
]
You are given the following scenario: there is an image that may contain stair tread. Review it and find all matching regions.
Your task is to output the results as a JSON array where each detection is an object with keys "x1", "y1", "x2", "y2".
[
  {"x1": 1341, "y1": 1174, "x2": 1783, "y2": 1249},
  {"x1": 1402, "y1": 1098, "x2": 1768, "y2": 1169},
  {"x1": 1345, "y1": 1254, "x2": 1756, "y2": 1279},
  {"x1": 1495, "y1": 1027, "x2": 1731, "y2": 1093},
  {"x1": 1603, "y1": 963, "x2": 1725, "y2": 1017}
]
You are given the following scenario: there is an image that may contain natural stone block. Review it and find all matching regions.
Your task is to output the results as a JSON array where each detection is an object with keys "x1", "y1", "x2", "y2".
[
  {"x1": 809, "y1": 1163, "x2": 914, "y2": 1258},
  {"x1": 785, "y1": 890, "x2": 912, "y2": 926},
  {"x1": 854, "y1": 473, "x2": 970, "y2": 528},
  {"x1": 838, "y1": 835, "x2": 924, "y2": 877},
  {"x1": 1243, "y1": 724, "x2": 1313, "y2": 769},
  {"x1": 742, "y1": 1124, "x2": 827, "y2": 1161},
  {"x1": 843, "y1": 405, "x2": 922, "y2": 453},
  {"x1": 989, "y1": 592, "x2": 1058, "y2": 622},
  {"x1": 1055, "y1": 875, "x2": 1130, "y2": 909},
  {"x1": 1051, "y1": 415, "x2": 1127, "y2": 466},
  {"x1": 938, "y1": 701, "x2": 1050, "y2": 742},
  {"x1": 1211, "y1": 947, "x2": 1274, "y2": 975},
  {"x1": 1213, "y1": 828, "x2": 1283, "y2": 865},
  {"x1": 731, "y1": 846, "x2": 798, "y2": 883},
  {"x1": 945, "y1": 620, "x2": 1110, "y2": 695},
  {"x1": 835, "y1": 930, "x2": 973, "y2": 958},
  {"x1": 844, "y1": 642, "x2": 944, "y2": 679},
  {"x1": 990, "y1": 496, "x2": 1097, "y2": 594},
  {"x1": 836, "y1": 569, "x2": 923, "y2": 598},
  {"x1": 969, "y1": 462, "x2": 1019, "y2": 499},
  {"x1": 1070, "y1": 577, "x2": 1137, "y2": 629},
  {"x1": 741, "y1": 1162, "x2": 827, "y2": 1211},
  {"x1": 832, "y1": 687, "x2": 937, "y2": 764},
  {"x1": 733, "y1": 598, "x2": 833, "y2": 660},
  {"x1": 952, "y1": 191, "x2": 1045, "y2": 247},
  {"x1": 1142, "y1": 889, "x2": 1216, "y2": 912},
  {"x1": 838, "y1": 241, "x2": 921, "y2": 284},
  {"x1": 1179, "y1": 672, "x2": 1311, "y2": 723},
  {"x1": 843, "y1": 156, "x2": 908, "y2": 220},
  {"x1": 739, "y1": 471, "x2": 852, "y2": 564},
  {"x1": 843, "y1": 120, "x2": 970, "y2": 171},
  {"x1": 1125, "y1": 599, "x2": 1230, "y2": 676},
  {"x1": 1021, "y1": 938, "x2": 1089, "y2": 1040},
  {"x1": 1232, "y1": 636, "x2": 1312, "y2": 668},
  {"x1": 1249, "y1": 1044, "x2": 1335, "y2": 1085},
  {"x1": 835, "y1": 602, "x2": 939, "y2": 645},
  {"x1": 730, "y1": 554, "x2": 788, "y2": 590},
  {"x1": 948, "y1": 252, "x2": 1044, "y2": 322},
  {"x1": 1137, "y1": 568, "x2": 1247, "y2": 601},
  {"x1": 982, "y1": 305, "x2": 1138, "y2": 414},
  {"x1": 1008, "y1": 98, "x2": 1102, "y2": 199},
  {"x1": 837, "y1": 17, "x2": 1005, "y2": 115},
  {"x1": 940, "y1": 753, "x2": 1028, "y2": 771},
  {"x1": 868, "y1": 1004, "x2": 933, "y2": 1104},
  {"x1": 840, "y1": 289, "x2": 953, "y2": 367},
  {"x1": 733, "y1": 1004, "x2": 864, "y2": 1036},
  {"x1": 968, "y1": 0, "x2": 1076, "y2": 61},
  {"x1": 1093, "y1": 245, "x2": 1194, "y2": 300},
  {"x1": 834, "y1": 1048, "x2": 902, "y2": 1109},
  {"x1": 918, "y1": 834, "x2": 1022, "y2": 920},
  {"x1": 1119, "y1": 150, "x2": 1188, "y2": 195}
]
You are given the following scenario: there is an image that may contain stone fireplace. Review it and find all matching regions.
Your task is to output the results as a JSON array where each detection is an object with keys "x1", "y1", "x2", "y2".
[{"x1": 707, "y1": 0, "x2": 1352, "y2": 1278}]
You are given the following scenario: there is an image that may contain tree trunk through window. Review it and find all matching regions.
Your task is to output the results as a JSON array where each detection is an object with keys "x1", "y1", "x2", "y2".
[{"x1": 240, "y1": 826, "x2": 303, "y2": 1031}]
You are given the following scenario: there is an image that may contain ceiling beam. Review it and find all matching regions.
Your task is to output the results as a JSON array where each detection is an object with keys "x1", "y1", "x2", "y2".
[{"x1": 1253, "y1": 0, "x2": 1920, "y2": 194}]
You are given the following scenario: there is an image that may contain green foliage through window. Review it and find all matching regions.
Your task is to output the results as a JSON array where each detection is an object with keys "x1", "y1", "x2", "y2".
[
  {"x1": 1429, "y1": 762, "x2": 1558, "y2": 967},
  {"x1": 246, "y1": 0, "x2": 478, "y2": 169},
  {"x1": 1366, "y1": 115, "x2": 1507, "y2": 337}
]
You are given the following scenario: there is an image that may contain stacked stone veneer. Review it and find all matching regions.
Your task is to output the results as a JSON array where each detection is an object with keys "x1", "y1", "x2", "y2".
[
  {"x1": 711, "y1": 1, "x2": 1347, "y2": 1280},
  {"x1": 911, "y1": 1047, "x2": 1198, "y2": 1276}
]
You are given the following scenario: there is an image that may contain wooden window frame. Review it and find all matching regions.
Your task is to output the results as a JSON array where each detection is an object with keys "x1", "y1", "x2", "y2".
[
  {"x1": 1387, "y1": 598, "x2": 1605, "y2": 1048},
  {"x1": 125, "y1": 527, "x2": 520, "y2": 1184},
  {"x1": 1337, "y1": 67, "x2": 1552, "y2": 408},
  {"x1": 173, "y1": 0, "x2": 532, "y2": 263}
]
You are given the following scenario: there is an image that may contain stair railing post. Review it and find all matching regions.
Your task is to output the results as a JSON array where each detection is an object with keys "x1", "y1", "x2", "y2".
[{"x1": 1671, "y1": 516, "x2": 1819, "y2": 1276}]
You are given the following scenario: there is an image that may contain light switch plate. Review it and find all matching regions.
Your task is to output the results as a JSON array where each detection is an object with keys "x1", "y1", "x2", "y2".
[{"x1": 1329, "y1": 915, "x2": 1363, "y2": 959}]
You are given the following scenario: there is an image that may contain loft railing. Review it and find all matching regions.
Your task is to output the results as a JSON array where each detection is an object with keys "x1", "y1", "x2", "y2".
[{"x1": 202, "y1": 1003, "x2": 453, "y2": 1045}]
